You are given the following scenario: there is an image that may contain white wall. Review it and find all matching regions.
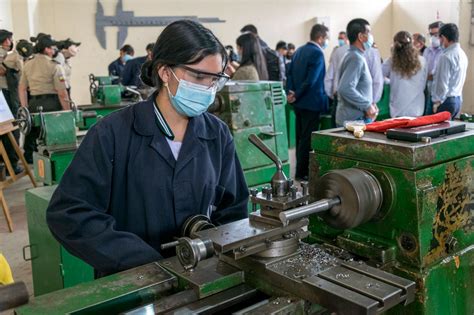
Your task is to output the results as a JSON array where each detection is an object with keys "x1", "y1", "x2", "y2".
[
  {"x1": 2, "y1": 0, "x2": 472, "y2": 112},
  {"x1": 3, "y1": 0, "x2": 392, "y2": 105},
  {"x1": 0, "y1": 0, "x2": 13, "y2": 30}
]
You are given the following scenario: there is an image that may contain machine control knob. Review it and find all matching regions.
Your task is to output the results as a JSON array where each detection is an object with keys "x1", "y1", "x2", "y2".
[
  {"x1": 250, "y1": 188, "x2": 258, "y2": 197},
  {"x1": 265, "y1": 187, "x2": 272, "y2": 200},
  {"x1": 301, "y1": 181, "x2": 309, "y2": 196},
  {"x1": 290, "y1": 185, "x2": 298, "y2": 199}
]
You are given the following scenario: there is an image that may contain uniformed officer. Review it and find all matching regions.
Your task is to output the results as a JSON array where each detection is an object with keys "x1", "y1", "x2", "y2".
[
  {"x1": 55, "y1": 38, "x2": 80, "y2": 97},
  {"x1": 47, "y1": 20, "x2": 248, "y2": 277},
  {"x1": 0, "y1": 29, "x2": 23, "y2": 174},
  {"x1": 18, "y1": 34, "x2": 70, "y2": 163},
  {"x1": 15, "y1": 39, "x2": 34, "y2": 61}
]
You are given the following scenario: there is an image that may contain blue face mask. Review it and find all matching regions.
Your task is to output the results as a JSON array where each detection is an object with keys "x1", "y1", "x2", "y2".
[
  {"x1": 123, "y1": 54, "x2": 133, "y2": 62},
  {"x1": 338, "y1": 39, "x2": 346, "y2": 47},
  {"x1": 167, "y1": 70, "x2": 217, "y2": 117},
  {"x1": 363, "y1": 33, "x2": 374, "y2": 50},
  {"x1": 321, "y1": 39, "x2": 329, "y2": 49}
]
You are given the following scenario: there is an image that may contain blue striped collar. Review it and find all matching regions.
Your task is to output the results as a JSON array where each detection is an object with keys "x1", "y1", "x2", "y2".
[{"x1": 153, "y1": 102, "x2": 175, "y2": 140}]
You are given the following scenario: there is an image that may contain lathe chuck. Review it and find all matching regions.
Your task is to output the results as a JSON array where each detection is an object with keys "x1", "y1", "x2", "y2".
[{"x1": 315, "y1": 168, "x2": 383, "y2": 229}]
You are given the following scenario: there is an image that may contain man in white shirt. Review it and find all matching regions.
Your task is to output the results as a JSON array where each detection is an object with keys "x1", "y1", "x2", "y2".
[
  {"x1": 432, "y1": 23, "x2": 468, "y2": 118},
  {"x1": 325, "y1": 31, "x2": 349, "y2": 127}
]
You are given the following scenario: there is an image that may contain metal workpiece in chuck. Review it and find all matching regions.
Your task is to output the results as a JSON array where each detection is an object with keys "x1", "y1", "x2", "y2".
[{"x1": 279, "y1": 168, "x2": 383, "y2": 229}]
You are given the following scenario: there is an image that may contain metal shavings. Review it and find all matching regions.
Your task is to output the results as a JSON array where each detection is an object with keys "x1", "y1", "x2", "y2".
[{"x1": 269, "y1": 243, "x2": 339, "y2": 279}]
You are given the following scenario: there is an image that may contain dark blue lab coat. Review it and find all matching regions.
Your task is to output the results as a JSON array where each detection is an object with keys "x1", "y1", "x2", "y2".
[
  {"x1": 46, "y1": 97, "x2": 249, "y2": 275},
  {"x1": 121, "y1": 56, "x2": 147, "y2": 87},
  {"x1": 108, "y1": 58, "x2": 125, "y2": 80}
]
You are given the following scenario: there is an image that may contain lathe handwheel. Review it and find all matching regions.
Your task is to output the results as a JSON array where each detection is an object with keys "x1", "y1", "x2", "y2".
[
  {"x1": 176, "y1": 237, "x2": 214, "y2": 271},
  {"x1": 16, "y1": 107, "x2": 32, "y2": 135},
  {"x1": 315, "y1": 168, "x2": 383, "y2": 229},
  {"x1": 181, "y1": 214, "x2": 215, "y2": 238}
]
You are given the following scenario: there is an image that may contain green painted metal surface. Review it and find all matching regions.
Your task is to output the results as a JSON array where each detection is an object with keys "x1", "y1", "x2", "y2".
[
  {"x1": 25, "y1": 186, "x2": 94, "y2": 297},
  {"x1": 285, "y1": 103, "x2": 296, "y2": 148},
  {"x1": 376, "y1": 83, "x2": 391, "y2": 120},
  {"x1": 387, "y1": 245, "x2": 474, "y2": 315},
  {"x1": 33, "y1": 150, "x2": 75, "y2": 185},
  {"x1": 78, "y1": 104, "x2": 130, "y2": 130},
  {"x1": 213, "y1": 81, "x2": 290, "y2": 189},
  {"x1": 95, "y1": 85, "x2": 122, "y2": 105},
  {"x1": 15, "y1": 262, "x2": 176, "y2": 315},
  {"x1": 32, "y1": 111, "x2": 77, "y2": 148},
  {"x1": 160, "y1": 256, "x2": 244, "y2": 299},
  {"x1": 308, "y1": 123, "x2": 474, "y2": 314},
  {"x1": 319, "y1": 114, "x2": 332, "y2": 130},
  {"x1": 95, "y1": 76, "x2": 113, "y2": 85},
  {"x1": 25, "y1": 186, "x2": 63, "y2": 296},
  {"x1": 311, "y1": 125, "x2": 474, "y2": 170}
]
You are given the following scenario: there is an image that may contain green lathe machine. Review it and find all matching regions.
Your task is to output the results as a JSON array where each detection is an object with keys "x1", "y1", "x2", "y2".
[
  {"x1": 17, "y1": 107, "x2": 82, "y2": 186},
  {"x1": 14, "y1": 81, "x2": 472, "y2": 314},
  {"x1": 211, "y1": 81, "x2": 290, "y2": 192},
  {"x1": 308, "y1": 121, "x2": 474, "y2": 314},
  {"x1": 16, "y1": 131, "x2": 419, "y2": 315},
  {"x1": 17, "y1": 107, "x2": 96, "y2": 296},
  {"x1": 16, "y1": 73, "x2": 138, "y2": 185},
  {"x1": 77, "y1": 74, "x2": 139, "y2": 130}
]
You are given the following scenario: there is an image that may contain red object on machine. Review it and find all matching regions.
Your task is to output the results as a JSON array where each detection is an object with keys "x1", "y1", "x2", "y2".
[{"x1": 365, "y1": 112, "x2": 451, "y2": 133}]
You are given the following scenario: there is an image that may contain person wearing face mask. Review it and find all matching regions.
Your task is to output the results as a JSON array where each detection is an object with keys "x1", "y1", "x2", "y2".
[
  {"x1": 0, "y1": 30, "x2": 16, "y2": 109},
  {"x1": 324, "y1": 31, "x2": 349, "y2": 127},
  {"x1": 286, "y1": 23, "x2": 329, "y2": 181},
  {"x1": 55, "y1": 38, "x2": 81, "y2": 97},
  {"x1": 0, "y1": 30, "x2": 24, "y2": 175},
  {"x1": 46, "y1": 20, "x2": 248, "y2": 277},
  {"x1": 108, "y1": 44, "x2": 134, "y2": 83},
  {"x1": 121, "y1": 42, "x2": 154, "y2": 88},
  {"x1": 19, "y1": 34, "x2": 70, "y2": 164},
  {"x1": 413, "y1": 33, "x2": 427, "y2": 55},
  {"x1": 232, "y1": 32, "x2": 268, "y2": 81},
  {"x1": 431, "y1": 23, "x2": 468, "y2": 119},
  {"x1": 336, "y1": 18, "x2": 378, "y2": 127},
  {"x1": 423, "y1": 21, "x2": 444, "y2": 114}
]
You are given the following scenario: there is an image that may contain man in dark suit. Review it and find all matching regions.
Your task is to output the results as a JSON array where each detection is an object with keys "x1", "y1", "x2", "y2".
[{"x1": 286, "y1": 24, "x2": 329, "y2": 180}]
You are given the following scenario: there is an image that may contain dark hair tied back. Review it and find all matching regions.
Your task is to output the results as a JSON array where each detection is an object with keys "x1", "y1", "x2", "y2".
[
  {"x1": 140, "y1": 60, "x2": 155, "y2": 87},
  {"x1": 140, "y1": 20, "x2": 227, "y2": 88}
]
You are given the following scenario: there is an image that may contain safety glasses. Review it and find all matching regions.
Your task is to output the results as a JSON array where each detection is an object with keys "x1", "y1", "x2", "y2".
[{"x1": 177, "y1": 65, "x2": 230, "y2": 91}]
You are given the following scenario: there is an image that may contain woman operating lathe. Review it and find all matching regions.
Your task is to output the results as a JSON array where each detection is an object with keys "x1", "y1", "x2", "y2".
[{"x1": 46, "y1": 20, "x2": 249, "y2": 276}]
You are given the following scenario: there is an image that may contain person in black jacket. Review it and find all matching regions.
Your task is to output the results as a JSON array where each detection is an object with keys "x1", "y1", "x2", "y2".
[
  {"x1": 108, "y1": 44, "x2": 134, "y2": 82},
  {"x1": 121, "y1": 43, "x2": 154, "y2": 87},
  {"x1": 47, "y1": 20, "x2": 248, "y2": 277}
]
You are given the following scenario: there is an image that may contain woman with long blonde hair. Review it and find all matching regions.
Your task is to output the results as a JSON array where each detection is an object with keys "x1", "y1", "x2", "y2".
[{"x1": 382, "y1": 31, "x2": 428, "y2": 117}]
